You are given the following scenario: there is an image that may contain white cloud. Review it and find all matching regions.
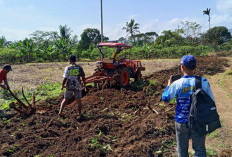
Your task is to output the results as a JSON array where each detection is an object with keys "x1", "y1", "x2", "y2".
[
  {"x1": 140, "y1": 19, "x2": 159, "y2": 33},
  {"x1": 217, "y1": 0, "x2": 232, "y2": 12},
  {"x1": 104, "y1": 23, "x2": 126, "y2": 40},
  {"x1": 211, "y1": 0, "x2": 232, "y2": 29},
  {"x1": 103, "y1": 18, "x2": 181, "y2": 40},
  {"x1": 1, "y1": 0, "x2": 231, "y2": 42},
  {"x1": 140, "y1": 18, "x2": 186, "y2": 35},
  {"x1": 165, "y1": 18, "x2": 182, "y2": 29},
  {"x1": 0, "y1": 28, "x2": 31, "y2": 41},
  {"x1": 73, "y1": 24, "x2": 100, "y2": 40},
  {"x1": 76, "y1": 17, "x2": 206, "y2": 41},
  {"x1": 211, "y1": 13, "x2": 232, "y2": 26},
  {"x1": 0, "y1": 17, "x2": 212, "y2": 42},
  {"x1": 73, "y1": 23, "x2": 126, "y2": 41}
]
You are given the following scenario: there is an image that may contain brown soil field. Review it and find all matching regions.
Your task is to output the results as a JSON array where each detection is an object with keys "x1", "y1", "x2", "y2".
[{"x1": 0, "y1": 57, "x2": 231, "y2": 157}]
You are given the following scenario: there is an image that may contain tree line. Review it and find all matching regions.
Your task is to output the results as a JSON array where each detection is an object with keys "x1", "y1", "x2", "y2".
[{"x1": 0, "y1": 19, "x2": 232, "y2": 64}]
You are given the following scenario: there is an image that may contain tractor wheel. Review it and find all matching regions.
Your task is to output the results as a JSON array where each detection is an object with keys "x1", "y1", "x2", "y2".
[
  {"x1": 119, "y1": 68, "x2": 130, "y2": 88},
  {"x1": 112, "y1": 67, "x2": 130, "y2": 88},
  {"x1": 135, "y1": 70, "x2": 142, "y2": 81}
]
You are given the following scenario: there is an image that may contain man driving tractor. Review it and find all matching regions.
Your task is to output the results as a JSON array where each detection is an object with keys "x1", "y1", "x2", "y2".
[{"x1": 111, "y1": 51, "x2": 120, "y2": 61}]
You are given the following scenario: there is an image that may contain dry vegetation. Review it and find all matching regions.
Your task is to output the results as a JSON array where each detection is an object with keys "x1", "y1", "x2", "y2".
[{"x1": 7, "y1": 60, "x2": 179, "y2": 91}]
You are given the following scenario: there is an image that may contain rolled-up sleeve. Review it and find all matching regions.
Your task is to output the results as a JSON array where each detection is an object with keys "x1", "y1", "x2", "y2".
[
  {"x1": 162, "y1": 86, "x2": 171, "y2": 102},
  {"x1": 162, "y1": 83, "x2": 178, "y2": 102},
  {"x1": 63, "y1": 67, "x2": 69, "y2": 78}
]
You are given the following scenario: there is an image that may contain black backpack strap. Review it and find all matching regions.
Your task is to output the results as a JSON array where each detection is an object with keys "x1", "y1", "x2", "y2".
[{"x1": 195, "y1": 76, "x2": 202, "y2": 90}]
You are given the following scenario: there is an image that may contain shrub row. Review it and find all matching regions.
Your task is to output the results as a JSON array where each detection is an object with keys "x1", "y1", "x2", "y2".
[{"x1": 0, "y1": 44, "x2": 231, "y2": 64}]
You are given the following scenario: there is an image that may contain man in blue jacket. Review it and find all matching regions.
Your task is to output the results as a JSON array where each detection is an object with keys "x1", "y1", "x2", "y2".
[{"x1": 162, "y1": 55, "x2": 215, "y2": 157}]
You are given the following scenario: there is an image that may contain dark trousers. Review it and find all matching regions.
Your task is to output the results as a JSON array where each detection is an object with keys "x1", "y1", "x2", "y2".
[{"x1": 175, "y1": 122, "x2": 206, "y2": 157}]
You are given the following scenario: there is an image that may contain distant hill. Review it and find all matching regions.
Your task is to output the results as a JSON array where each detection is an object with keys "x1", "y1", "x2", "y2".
[{"x1": 229, "y1": 29, "x2": 232, "y2": 35}]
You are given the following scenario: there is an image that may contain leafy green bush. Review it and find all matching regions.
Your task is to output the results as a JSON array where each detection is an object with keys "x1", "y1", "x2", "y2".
[
  {"x1": 218, "y1": 40, "x2": 232, "y2": 54},
  {"x1": 33, "y1": 82, "x2": 63, "y2": 100},
  {"x1": 83, "y1": 45, "x2": 209, "y2": 60},
  {"x1": 131, "y1": 45, "x2": 208, "y2": 59},
  {"x1": 0, "y1": 42, "x2": 222, "y2": 63},
  {"x1": 0, "y1": 48, "x2": 21, "y2": 64}
]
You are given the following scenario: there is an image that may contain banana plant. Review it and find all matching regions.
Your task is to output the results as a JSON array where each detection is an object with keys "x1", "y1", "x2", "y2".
[
  {"x1": 0, "y1": 36, "x2": 7, "y2": 48},
  {"x1": 17, "y1": 38, "x2": 37, "y2": 62}
]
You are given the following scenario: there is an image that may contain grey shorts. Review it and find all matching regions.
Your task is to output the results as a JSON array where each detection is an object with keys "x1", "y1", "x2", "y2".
[{"x1": 64, "y1": 90, "x2": 82, "y2": 99}]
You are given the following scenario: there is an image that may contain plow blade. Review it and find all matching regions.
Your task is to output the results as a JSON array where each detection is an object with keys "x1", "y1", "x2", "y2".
[
  {"x1": 85, "y1": 75, "x2": 112, "y2": 84},
  {"x1": 85, "y1": 71, "x2": 112, "y2": 84}
]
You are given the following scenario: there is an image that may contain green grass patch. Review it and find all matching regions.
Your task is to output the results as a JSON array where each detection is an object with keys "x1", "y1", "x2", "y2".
[
  {"x1": 5, "y1": 144, "x2": 20, "y2": 155},
  {"x1": 218, "y1": 72, "x2": 232, "y2": 99},
  {"x1": 148, "y1": 80, "x2": 157, "y2": 86},
  {"x1": 33, "y1": 82, "x2": 63, "y2": 100},
  {"x1": 0, "y1": 89, "x2": 17, "y2": 110},
  {"x1": 208, "y1": 131, "x2": 219, "y2": 138},
  {"x1": 0, "y1": 99, "x2": 12, "y2": 110},
  {"x1": 155, "y1": 140, "x2": 176, "y2": 154},
  {"x1": 225, "y1": 68, "x2": 232, "y2": 75},
  {"x1": 0, "y1": 82, "x2": 63, "y2": 111},
  {"x1": 130, "y1": 79, "x2": 147, "y2": 90},
  {"x1": 89, "y1": 131, "x2": 113, "y2": 151},
  {"x1": 206, "y1": 147, "x2": 217, "y2": 156},
  {"x1": 217, "y1": 143, "x2": 226, "y2": 149}
]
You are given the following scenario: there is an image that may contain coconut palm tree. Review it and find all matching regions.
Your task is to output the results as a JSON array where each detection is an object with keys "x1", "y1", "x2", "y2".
[
  {"x1": 59, "y1": 25, "x2": 72, "y2": 40},
  {"x1": 203, "y1": 8, "x2": 211, "y2": 29},
  {"x1": 122, "y1": 19, "x2": 140, "y2": 43}
]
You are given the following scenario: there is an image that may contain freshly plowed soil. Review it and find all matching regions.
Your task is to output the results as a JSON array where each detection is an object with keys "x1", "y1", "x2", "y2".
[{"x1": 0, "y1": 57, "x2": 230, "y2": 157}]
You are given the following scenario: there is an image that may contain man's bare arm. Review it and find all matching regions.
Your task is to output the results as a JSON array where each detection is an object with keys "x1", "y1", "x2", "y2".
[
  {"x1": 61, "y1": 78, "x2": 67, "y2": 90},
  {"x1": 82, "y1": 76, "x2": 86, "y2": 85},
  {"x1": 4, "y1": 80, "x2": 9, "y2": 89}
]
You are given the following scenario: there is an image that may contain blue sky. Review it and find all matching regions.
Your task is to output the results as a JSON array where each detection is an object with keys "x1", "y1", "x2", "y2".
[{"x1": 0, "y1": 0, "x2": 232, "y2": 41}]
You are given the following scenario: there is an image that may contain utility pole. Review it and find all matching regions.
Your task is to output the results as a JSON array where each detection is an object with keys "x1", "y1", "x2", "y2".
[{"x1": 100, "y1": 0, "x2": 103, "y2": 42}]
